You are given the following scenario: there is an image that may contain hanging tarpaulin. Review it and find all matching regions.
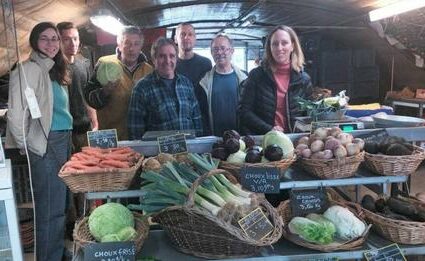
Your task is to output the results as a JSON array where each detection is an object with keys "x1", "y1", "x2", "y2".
[
  {"x1": 1, "y1": 0, "x2": 19, "y2": 75},
  {"x1": 370, "y1": 8, "x2": 425, "y2": 69}
]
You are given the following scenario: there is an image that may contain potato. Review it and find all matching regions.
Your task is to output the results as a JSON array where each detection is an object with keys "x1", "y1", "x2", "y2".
[
  {"x1": 301, "y1": 148, "x2": 312, "y2": 158},
  {"x1": 333, "y1": 145, "x2": 348, "y2": 158},
  {"x1": 352, "y1": 138, "x2": 365, "y2": 151},
  {"x1": 297, "y1": 136, "x2": 310, "y2": 146},
  {"x1": 310, "y1": 140, "x2": 325, "y2": 153},
  {"x1": 324, "y1": 137, "x2": 342, "y2": 151},
  {"x1": 346, "y1": 143, "x2": 360, "y2": 156}
]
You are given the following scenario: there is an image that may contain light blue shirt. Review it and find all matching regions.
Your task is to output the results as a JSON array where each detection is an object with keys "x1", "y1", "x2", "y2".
[{"x1": 50, "y1": 81, "x2": 73, "y2": 131}]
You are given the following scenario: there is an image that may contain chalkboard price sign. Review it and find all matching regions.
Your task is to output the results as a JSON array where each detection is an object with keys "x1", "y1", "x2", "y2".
[
  {"x1": 364, "y1": 244, "x2": 406, "y2": 261},
  {"x1": 240, "y1": 167, "x2": 280, "y2": 194},
  {"x1": 157, "y1": 133, "x2": 188, "y2": 154},
  {"x1": 290, "y1": 188, "x2": 329, "y2": 216},
  {"x1": 83, "y1": 241, "x2": 136, "y2": 261},
  {"x1": 87, "y1": 129, "x2": 118, "y2": 148},
  {"x1": 238, "y1": 207, "x2": 274, "y2": 241}
]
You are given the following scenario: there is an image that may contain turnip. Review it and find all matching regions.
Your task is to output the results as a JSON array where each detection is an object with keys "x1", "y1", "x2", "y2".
[
  {"x1": 310, "y1": 140, "x2": 325, "y2": 153},
  {"x1": 352, "y1": 138, "x2": 365, "y2": 151},
  {"x1": 314, "y1": 127, "x2": 328, "y2": 140},
  {"x1": 311, "y1": 151, "x2": 326, "y2": 160},
  {"x1": 301, "y1": 148, "x2": 312, "y2": 158},
  {"x1": 323, "y1": 149, "x2": 334, "y2": 159},
  {"x1": 329, "y1": 127, "x2": 343, "y2": 138},
  {"x1": 337, "y1": 133, "x2": 353, "y2": 146},
  {"x1": 346, "y1": 143, "x2": 360, "y2": 156},
  {"x1": 333, "y1": 145, "x2": 348, "y2": 159},
  {"x1": 297, "y1": 136, "x2": 310, "y2": 146},
  {"x1": 295, "y1": 144, "x2": 309, "y2": 156},
  {"x1": 324, "y1": 137, "x2": 341, "y2": 151}
]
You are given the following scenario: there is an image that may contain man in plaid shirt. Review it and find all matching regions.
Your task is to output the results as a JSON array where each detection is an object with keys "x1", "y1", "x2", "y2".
[{"x1": 128, "y1": 37, "x2": 203, "y2": 140}]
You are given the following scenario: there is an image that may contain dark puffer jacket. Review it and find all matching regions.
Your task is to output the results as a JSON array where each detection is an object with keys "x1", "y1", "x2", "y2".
[{"x1": 239, "y1": 65, "x2": 312, "y2": 135}]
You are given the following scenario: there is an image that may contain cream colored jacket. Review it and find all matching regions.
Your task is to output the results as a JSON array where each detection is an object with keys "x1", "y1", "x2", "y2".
[{"x1": 6, "y1": 52, "x2": 56, "y2": 156}]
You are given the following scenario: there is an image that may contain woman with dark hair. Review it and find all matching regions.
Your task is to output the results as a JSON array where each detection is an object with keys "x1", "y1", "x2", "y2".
[
  {"x1": 239, "y1": 25, "x2": 312, "y2": 134},
  {"x1": 6, "y1": 22, "x2": 72, "y2": 261}
]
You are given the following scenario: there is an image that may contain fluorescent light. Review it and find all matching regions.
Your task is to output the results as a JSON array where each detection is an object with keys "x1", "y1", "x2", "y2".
[
  {"x1": 90, "y1": 10, "x2": 124, "y2": 35},
  {"x1": 241, "y1": 15, "x2": 256, "y2": 27},
  {"x1": 369, "y1": 0, "x2": 425, "y2": 22}
]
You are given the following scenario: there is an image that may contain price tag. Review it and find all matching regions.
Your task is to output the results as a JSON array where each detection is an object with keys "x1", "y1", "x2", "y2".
[
  {"x1": 364, "y1": 243, "x2": 406, "y2": 261},
  {"x1": 356, "y1": 129, "x2": 389, "y2": 144},
  {"x1": 290, "y1": 188, "x2": 329, "y2": 216},
  {"x1": 240, "y1": 167, "x2": 280, "y2": 194},
  {"x1": 87, "y1": 129, "x2": 118, "y2": 148},
  {"x1": 238, "y1": 207, "x2": 274, "y2": 241},
  {"x1": 157, "y1": 133, "x2": 188, "y2": 154},
  {"x1": 83, "y1": 241, "x2": 136, "y2": 261}
]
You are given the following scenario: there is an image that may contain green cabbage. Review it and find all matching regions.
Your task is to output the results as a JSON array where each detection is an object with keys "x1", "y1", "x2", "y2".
[
  {"x1": 288, "y1": 216, "x2": 335, "y2": 244},
  {"x1": 96, "y1": 61, "x2": 123, "y2": 86},
  {"x1": 262, "y1": 130, "x2": 294, "y2": 159},
  {"x1": 89, "y1": 202, "x2": 135, "y2": 242}
]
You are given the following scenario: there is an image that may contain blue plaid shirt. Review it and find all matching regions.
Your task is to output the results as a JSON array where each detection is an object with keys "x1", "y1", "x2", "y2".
[{"x1": 128, "y1": 72, "x2": 203, "y2": 140}]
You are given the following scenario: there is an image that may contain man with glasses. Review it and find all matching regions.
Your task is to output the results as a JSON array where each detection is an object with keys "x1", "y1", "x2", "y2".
[
  {"x1": 199, "y1": 34, "x2": 247, "y2": 136},
  {"x1": 174, "y1": 23, "x2": 212, "y2": 134},
  {"x1": 85, "y1": 26, "x2": 152, "y2": 140}
]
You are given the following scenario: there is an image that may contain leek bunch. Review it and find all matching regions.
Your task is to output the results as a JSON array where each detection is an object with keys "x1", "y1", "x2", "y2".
[{"x1": 129, "y1": 153, "x2": 258, "y2": 219}]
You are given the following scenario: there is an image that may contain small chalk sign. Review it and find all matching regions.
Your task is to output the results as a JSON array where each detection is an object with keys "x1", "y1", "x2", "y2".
[
  {"x1": 364, "y1": 244, "x2": 406, "y2": 261},
  {"x1": 290, "y1": 188, "x2": 329, "y2": 216},
  {"x1": 87, "y1": 129, "x2": 118, "y2": 148},
  {"x1": 157, "y1": 133, "x2": 187, "y2": 154},
  {"x1": 238, "y1": 207, "x2": 274, "y2": 241},
  {"x1": 83, "y1": 241, "x2": 136, "y2": 261},
  {"x1": 240, "y1": 166, "x2": 280, "y2": 194}
]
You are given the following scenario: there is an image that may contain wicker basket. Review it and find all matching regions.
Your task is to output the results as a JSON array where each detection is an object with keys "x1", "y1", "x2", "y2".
[
  {"x1": 59, "y1": 157, "x2": 143, "y2": 193},
  {"x1": 297, "y1": 151, "x2": 364, "y2": 179},
  {"x1": 219, "y1": 155, "x2": 296, "y2": 180},
  {"x1": 73, "y1": 212, "x2": 150, "y2": 253},
  {"x1": 362, "y1": 207, "x2": 425, "y2": 244},
  {"x1": 152, "y1": 169, "x2": 284, "y2": 259},
  {"x1": 363, "y1": 145, "x2": 425, "y2": 176},
  {"x1": 277, "y1": 199, "x2": 371, "y2": 252}
]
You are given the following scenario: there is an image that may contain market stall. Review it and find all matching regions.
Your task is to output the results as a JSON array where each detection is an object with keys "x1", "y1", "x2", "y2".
[{"x1": 61, "y1": 126, "x2": 425, "y2": 260}]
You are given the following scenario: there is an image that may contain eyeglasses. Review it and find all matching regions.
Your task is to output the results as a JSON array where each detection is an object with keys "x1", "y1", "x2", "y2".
[
  {"x1": 212, "y1": 47, "x2": 231, "y2": 53},
  {"x1": 38, "y1": 37, "x2": 60, "y2": 44}
]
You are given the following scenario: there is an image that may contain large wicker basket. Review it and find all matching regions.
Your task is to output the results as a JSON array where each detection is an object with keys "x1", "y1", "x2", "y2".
[
  {"x1": 277, "y1": 199, "x2": 371, "y2": 252},
  {"x1": 219, "y1": 155, "x2": 296, "y2": 180},
  {"x1": 297, "y1": 151, "x2": 364, "y2": 179},
  {"x1": 73, "y1": 212, "x2": 150, "y2": 253},
  {"x1": 363, "y1": 145, "x2": 425, "y2": 176},
  {"x1": 59, "y1": 157, "x2": 143, "y2": 193},
  {"x1": 362, "y1": 205, "x2": 425, "y2": 245},
  {"x1": 152, "y1": 169, "x2": 284, "y2": 259}
]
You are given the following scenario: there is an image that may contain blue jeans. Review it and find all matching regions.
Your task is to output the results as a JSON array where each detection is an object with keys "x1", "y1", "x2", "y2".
[{"x1": 28, "y1": 131, "x2": 71, "y2": 261}]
